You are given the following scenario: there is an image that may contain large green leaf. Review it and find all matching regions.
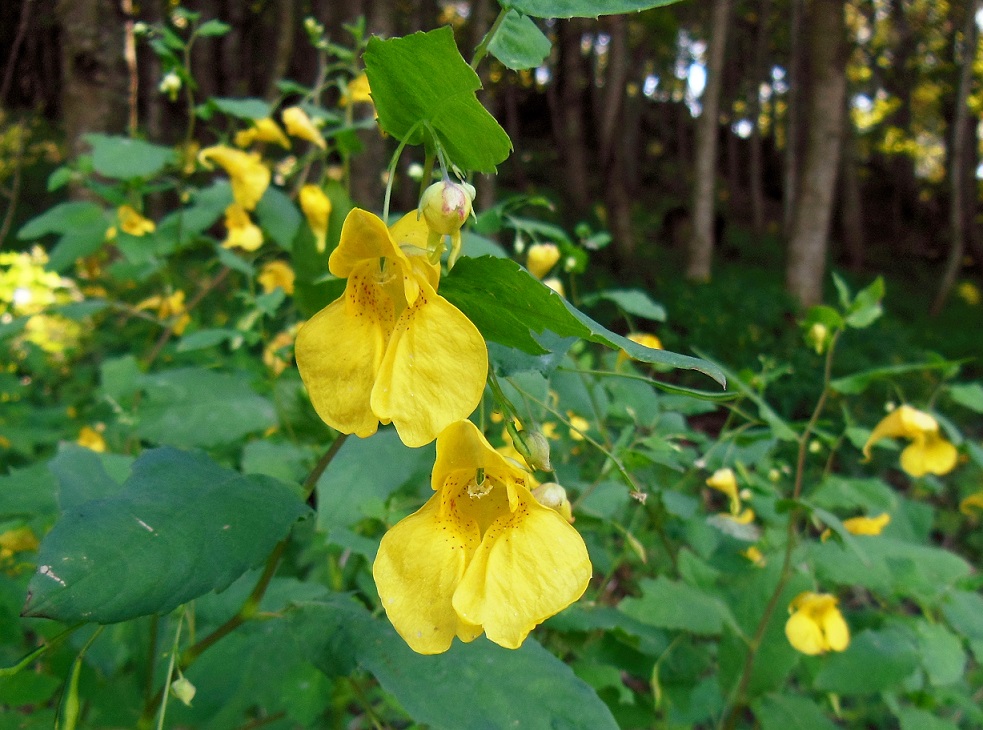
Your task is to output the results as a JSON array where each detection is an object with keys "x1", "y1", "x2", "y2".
[
  {"x1": 134, "y1": 368, "x2": 277, "y2": 449},
  {"x1": 813, "y1": 626, "x2": 920, "y2": 695},
  {"x1": 442, "y1": 256, "x2": 726, "y2": 387},
  {"x1": 16, "y1": 202, "x2": 111, "y2": 271},
  {"x1": 487, "y1": 11, "x2": 552, "y2": 70},
  {"x1": 48, "y1": 445, "x2": 132, "y2": 512},
  {"x1": 619, "y1": 577, "x2": 734, "y2": 636},
  {"x1": 501, "y1": 0, "x2": 682, "y2": 18},
  {"x1": 290, "y1": 596, "x2": 619, "y2": 729},
  {"x1": 364, "y1": 28, "x2": 512, "y2": 173},
  {"x1": 22, "y1": 448, "x2": 310, "y2": 624},
  {"x1": 255, "y1": 186, "x2": 301, "y2": 251},
  {"x1": 753, "y1": 694, "x2": 839, "y2": 730},
  {"x1": 85, "y1": 133, "x2": 177, "y2": 180}
]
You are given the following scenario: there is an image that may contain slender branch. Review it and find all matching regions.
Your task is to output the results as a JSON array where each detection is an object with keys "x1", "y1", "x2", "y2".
[{"x1": 143, "y1": 266, "x2": 231, "y2": 366}]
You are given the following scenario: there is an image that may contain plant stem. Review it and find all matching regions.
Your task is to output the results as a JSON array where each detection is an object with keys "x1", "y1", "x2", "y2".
[
  {"x1": 721, "y1": 330, "x2": 841, "y2": 729},
  {"x1": 470, "y1": 7, "x2": 509, "y2": 71}
]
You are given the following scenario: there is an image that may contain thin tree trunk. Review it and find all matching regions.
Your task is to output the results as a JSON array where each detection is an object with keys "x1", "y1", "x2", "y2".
[
  {"x1": 686, "y1": 0, "x2": 730, "y2": 281},
  {"x1": 782, "y1": 0, "x2": 801, "y2": 236},
  {"x1": 601, "y1": 15, "x2": 635, "y2": 269},
  {"x1": 264, "y1": 0, "x2": 294, "y2": 100},
  {"x1": 932, "y1": 0, "x2": 980, "y2": 315},
  {"x1": 749, "y1": 0, "x2": 770, "y2": 237},
  {"x1": 556, "y1": 18, "x2": 591, "y2": 213},
  {"x1": 840, "y1": 117, "x2": 865, "y2": 272},
  {"x1": 785, "y1": 0, "x2": 847, "y2": 308},
  {"x1": 57, "y1": 0, "x2": 128, "y2": 160}
]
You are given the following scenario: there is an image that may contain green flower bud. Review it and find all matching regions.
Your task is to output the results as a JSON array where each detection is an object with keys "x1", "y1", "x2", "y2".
[{"x1": 419, "y1": 180, "x2": 475, "y2": 236}]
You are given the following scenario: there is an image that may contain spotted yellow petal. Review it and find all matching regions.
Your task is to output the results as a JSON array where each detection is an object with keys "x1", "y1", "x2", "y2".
[
  {"x1": 452, "y1": 486, "x2": 592, "y2": 649},
  {"x1": 373, "y1": 490, "x2": 480, "y2": 654},
  {"x1": 370, "y1": 281, "x2": 487, "y2": 448},
  {"x1": 294, "y1": 266, "x2": 394, "y2": 438},
  {"x1": 328, "y1": 209, "x2": 402, "y2": 278}
]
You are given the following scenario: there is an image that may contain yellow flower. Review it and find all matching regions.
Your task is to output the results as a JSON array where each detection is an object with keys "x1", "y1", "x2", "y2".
[
  {"x1": 263, "y1": 328, "x2": 296, "y2": 377},
  {"x1": 862, "y1": 405, "x2": 958, "y2": 477},
  {"x1": 373, "y1": 420, "x2": 592, "y2": 654},
  {"x1": 784, "y1": 592, "x2": 850, "y2": 655},
  {"x1": 627, "y1": 332, "x2": 663, "y2": 350},
  {"x1": 234, "y1": 118, "x2": 290, "y2": 149},
  {"x1": 742, "y1": 545, "x2": 766, "y2": 567},
  {"x1": 77, "y1": 425, "x2": 107, "y2": 452},
  {"x1": 706, "y1": 467, "x2": 741, "y2": 514},
  {"x1": 842, "y1": 512, "x2": 890, "y2": 536},
  {"x1": 294, "y1": 209, "x2": 487, "y2": 448},
  {"x1": 137, "y1": 290, "x2": 191, "y2": 335},
  {"x1": 282, "y1": 106, "x2": 326, "y2": 150},
  {"x1": 198, "y1": 145, "x2": 270, "y2": 210},
  {"x1": 566, "y1": 412, "x2": 590, "y2": 441},
  {"x1": 258, "y1": 260, "x2": 295, "y2": 295},
  {"x1": 960, "y1": 491, "x2": 983, "y2": 516},
  {"x1": 117, "y1": 205, "x2": 155, "y2": 236},
  {"x1": 222, "y1": 204, "x2": 263, "y2": 252},
  {"x1": 720, "y1": 507, "x2": 755, "y2": 525},
  {"x1": 956, "y1": 281, "x2": 981, "y2": 306},
  {"x1": 526, "y1": 243, "x2": 561, "y2": 279},
  {"x1": 341, "y1": 73, "x2": 373, "y2": 106},
  {"x1": 299, "y1": 184, "x2": 332, "y2": 253},
  {"x1": 0, "y1": 526, "x2": 39, "y2": 554}
]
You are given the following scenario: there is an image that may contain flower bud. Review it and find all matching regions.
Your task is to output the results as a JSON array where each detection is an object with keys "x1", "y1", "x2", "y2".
[
  {"x1": 159, "y1": 72, "x2": 182, "y2": 101},
  {"x1": 515, "y1": 430, "x2": 552, "y2": 472},
  {"x1": 532, "y1": 482, "x2": 573, "y2": 522},
  {"x1": 419, "y1": 180, "x2": 475, "y2": 236},
  {"x1": 806, "y1": 322, "x2": 828, "y2": 355},
  {"x1": 170, "y1": 676, "x2": 196, "y2": 706},
  {"x1": 526, "y1": 243, "x2": 561, "y2": 279}
]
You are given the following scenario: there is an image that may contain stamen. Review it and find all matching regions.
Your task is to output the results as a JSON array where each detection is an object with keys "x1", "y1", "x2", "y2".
[{"x1": 466, "y1": 468, "x2": 491, "y2": 499}]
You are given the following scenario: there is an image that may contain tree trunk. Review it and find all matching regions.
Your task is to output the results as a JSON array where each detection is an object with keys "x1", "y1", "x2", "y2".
[
  {"x1": 749, "y1": 0, "x2": 770, "y2": 237},
  {"x1": 840, "y1": 121, "x2": 865, "y2": 272},
  {"x1": 785, "y1": 0, "x2": 847, "y2": 308},
  {"x1": 555, "y1": 18, "x2": 591, "y2": 213},
  {"x1": 686, "y1": 0, "x2": 730, "y2": 281},
  {"x1": 931, "y1": 0, "x2": 980, "y2": 315},
  {"x1": 782, "y1": 0, "x2": 801, "y2": 236},
  {"x1": 264, "y1": 0, "x2": 295, "y2": 100},
  {"x1": 56, "y1": 0, "x2": 128, "y2": 160}
]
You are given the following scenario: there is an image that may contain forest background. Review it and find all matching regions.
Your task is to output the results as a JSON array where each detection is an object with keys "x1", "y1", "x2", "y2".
[{"x1": 1, "y1": 0, "x2": 983, "y2": 728}]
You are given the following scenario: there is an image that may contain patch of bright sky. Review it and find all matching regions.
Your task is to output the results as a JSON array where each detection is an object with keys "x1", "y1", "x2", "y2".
[
  {"x1": 535, "y1": 66, "x2": 550, "y2": 85},
  {"x1": 733, "y1": 119, "x2": 754, "y2": 138},
  {"x1": 643, "y1": 74, "x2": 659, "y2": 98}
]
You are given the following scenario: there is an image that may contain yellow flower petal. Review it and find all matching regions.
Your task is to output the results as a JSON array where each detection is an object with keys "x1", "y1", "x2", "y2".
[
  {"x1": 236, "y1": 117, "x2": 290, "y2": 149},
  {"x1": 299, "y1": 185, "x2": 332, "y2": 253},
  {"x1": 432, "y1": 420, "x2": 528, "y2": 494},
  {"x1": 452, "y1": 486, "x2": 591, "y2": 649},
  {"x1": 707, "y1": 467, "x2": 741, "y2": 514},
  {"x1": 257, "y1": 260, "x2": 295, "y2": 295},
  {"x1": 526, "y1": 243, "x2": 561, "y2": 279},
  {"x1": 341, "y1": 73, "x2": 373, "y2": 106},
  {"x1": 960, "y1": 491, "x2": 983, "y2": 516},
  {"x1": 198, "y1": 146, "x2": 270, "y2": 210},
  {"x1": 370, "y1": 280, "x2": 488, "y2": 448},
  {"x1": 222, "y1": 204, "x2": 263, "y2": 251},
  {"x1": 295, "y1": 267, "x2": 394, "y2": 438},
  {"x1": 328, "y1": 209, "x2": 402, "y2": 278},
  {"x1": 117, "y1": 205, "x2": 156, "y2": 236},
  {"x1": 900, "y1": 433, "x2": 958, "y2": 477},
  {"x1": 862, "y1": 405, "x2": 938, "y2": 459},
  {"x1": 785, "y1": 592, "x2": 849, "y2": 655},
  {"x1": 842, "y1": 512, "x2": 890, "y2": 536},
  {"x1": 282, "y1": 106, "x2": 326, "y2": 150},
  {"x1": 373, "y1": 490, "x2": 479, "y2": 654},
  {"x1": 77, "y1": 425, "x2": 106, "y2": 453}
]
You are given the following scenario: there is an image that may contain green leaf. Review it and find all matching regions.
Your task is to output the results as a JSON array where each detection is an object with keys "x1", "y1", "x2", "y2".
[
  {"x1": 85, "y1": 134, "x2": 177, "y2": 180},
  {"x1": 196, "y1": 19, "x2": 231, "y2": 36},
  {"x1": 48, "y1": 445, "x2": 132, "y2": 512},
  {"x1": 753, "y1": 693, "x2": 839, "y2": 730},
  {"x1": 364, "y1": 28, "x2": 512, "y2": 173},
  {"x1": 0, "y1": 464, "x2": 58, "y2": 520},
  {"x1": 17, "y1": 202, "x2": 111, "y2": 271},
  {"x1": 134, "y1": 368, "x2": 277, "y2": 449},
  {"x1": 487, "y1": 11, "x2": 552, "y2": 70},
  {"x1": 175, "y1": 328, "x2": 243, "y2": 352},
  {"x1": 619, "y1": 577, "x2": 733, "y2": 636},
  {"x1": 208, "y1": 97, "x2": 272, "y2": 120},
  {"x1": 941, "y1": 590, "x2": 983, "y2": 642},
  {"x1": 442, "y1": 256, "x2": 726, "y2": 387},
  {"x1": 914, "y1": 620, "x2": 966, "y2": 687},
  {"x1": 586, "y1": 288, "x2": 668, "y2": 322},
  {"x1": 830, "y1": 360, "x2": 963, "y2": 395},
  {"x1": 290, "y1": 596, "x2": 619, "y2": 729},
  {"x1": 501, "y1": 0, "x2": 683, "y2": 18},
  {"x1": 948, "y1": 382, "x2": 983, "y2": 413},
  {"x1": 844, "y1": 276, "x2": 884, "y2": 328},
  {"x1": 813, "y1": 626, "x2": 920, "y2": 695},
  {"x1": 22, "y1": 448, "x2": 310, "y2": 623},
  {"x1": 293, "y1": 181, "x2": 351, "y2": 317},
  {"x1": 895, "y1": 706, "x2": 960, "y2": 730},
  {"x1": 255, "y1": 186, "x2": 301, "y2": 251}
]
